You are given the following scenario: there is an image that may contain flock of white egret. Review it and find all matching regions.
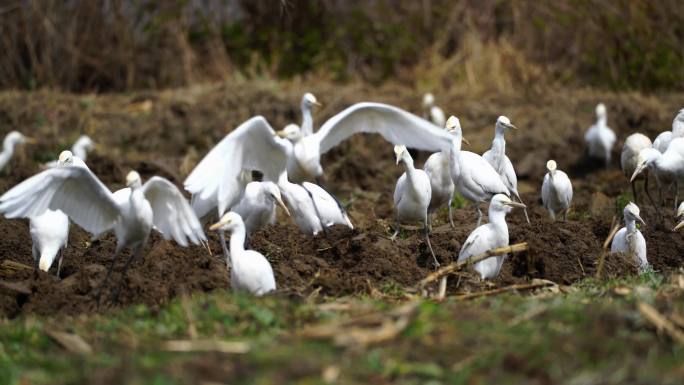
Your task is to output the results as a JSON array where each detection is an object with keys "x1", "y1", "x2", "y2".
[{"x1": 0, "y1": 93, "x2": 682, "y2": 300}]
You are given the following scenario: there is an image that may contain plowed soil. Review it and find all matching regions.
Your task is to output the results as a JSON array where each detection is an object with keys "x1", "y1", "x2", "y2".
[{"x1": 1, "y1": 84, "x2": 683, "y2": 317}]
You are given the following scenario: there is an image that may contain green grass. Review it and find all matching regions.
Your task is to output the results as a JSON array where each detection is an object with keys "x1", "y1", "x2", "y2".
[{"x1": 1, "y1": 275, "x2": 684, "y2": 384}]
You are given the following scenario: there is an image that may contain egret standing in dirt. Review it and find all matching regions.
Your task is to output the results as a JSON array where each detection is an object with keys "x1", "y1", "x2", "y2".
[
  {"x1": 0, "y1": 131, "x2": 36, "y2": 172},
  {"x1": 611, "y1": 202, "x2": 648, "y2": 271},
  {"x1": 541, "y1": 160, "x2": 573, "y2": 221},
  {"x1": 630, "y1": 139, "x2": 684, "y2": 210},
  {"x1": 445, "y1": 116, "x2": 510, "y2": 227},
  {"x1": 232, "y1": 181, "x2": 291, "y2": 237},
  {"x1": 392, "y1": 145, "x2": 439, "y2": 267},
  {"x1": 457, "y1": 194, "x2": 526, "y2": 279},
  {"x1": 422, "y1": 93, "x2": 446, "y2": 128},
  {"x1": 275, "y1": 102, "x2": 454, "y2": 183},
  {"x1": 482, "y1": 116, "x2": 529, "y2": 223},
  {"x1": 584, "y1": 103, "x2": 616, "y2": 167},
  {"x1": 210, "y1": 212, "x2": 276, "y2": 296},
  {"x1": 621, "y1": 133, "x2": 653, "y2": 204},
  {"x1": 0, "y1": 152, "x2": 206, "y2": 303},
  {"x1": 424, "y1": 125, "x2": 459, "y2": 228}
]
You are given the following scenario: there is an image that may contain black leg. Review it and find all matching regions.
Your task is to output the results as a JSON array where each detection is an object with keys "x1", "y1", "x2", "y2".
[
  {"x1": 424, "y1": 218, "x2": 439, "y2": 268},
  {"x1": 644, "y1": 176, "x2": 660, "y2": 218},
  {"x1": 110, "y1": 244, "x2": 144, "y2": 304},
  {"x1": 631, "y1": 181, "x2": 638, "y2": 204},
  {"x1": 95, "y1": 249, "x2": 121, "y2": 306}
]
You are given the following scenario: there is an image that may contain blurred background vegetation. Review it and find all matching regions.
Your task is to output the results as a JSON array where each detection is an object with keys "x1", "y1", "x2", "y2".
[{"x1": 0, "y1": 0, "x2": 682, "y2": 93}]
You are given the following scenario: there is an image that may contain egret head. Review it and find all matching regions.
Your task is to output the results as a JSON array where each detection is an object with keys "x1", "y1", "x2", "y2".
[
  {"x1": 596, "y1": 103, "x2": 607, "y2": 119},
  {"x1": 263, "y1": 181, "x2": 291, "y2": 217},
  {"x1": 126, "y1": 170, "x2": 142, "y2": 188},
  {"x1": 276, "y1": 124, "x2": 303, "y2": 142},
  {"x1": 490, "y1": 194, "x2": 526, "y2": 214},
  {"x1": 57, "y1": 150, "x2": 74, "y2": 165},
  {"x1": 76, "y1": 135, "x2": 95, "y2": 151},
  {"x1": 302, "y1": 92, "x2": 321, "y2": 108},
  {"x1": 3, "y1": 131, "x2": 35, "y2": 149},
  {"x1": 445, "y1": 116, "x2": 469, "y2": 146},
  {"x1": 209, "y1": 211, "x2": 243, "y2": 232},
  {"x1": 630, "y1": 148, "x2": 660, "y2": 182},
  {"x1": 496, "y1": 116, "x2": 517, "y2": 131},
  {"x1": 394, "y1": 144, "x2": 408, "y2": 164},
  {"x1": 623, "y1": 202, "x2": 645, "y2": 226},
  {"x1": 422, "y1": 93, "x2": 435, "y2": 108},
  {"x1": 546, "y1": 160, "x2": 557, "y2": 176}
]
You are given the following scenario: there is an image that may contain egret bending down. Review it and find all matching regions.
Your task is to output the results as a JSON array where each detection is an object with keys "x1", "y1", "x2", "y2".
[
  {"x1": 457, "y1": 194, "x2": 526, "y2": 279},
  {"x1": 482, "y1": 116, "x2": 529, "y2": 223},
  {"x1": 611, "y1": 202, "x2": 648, "y2": 271},
  {"x1": 584, "y1": 103, "x2": 616, "y2": 167},
  {"x1": 210, "y1": 212, "x2": 276, "y2": 296},
  {"x1": 541, "y1": 160, "x2": 573, "y2": 221},
  {"x1": 392, "y1": 145, "x2": 439, "y2": 267},
  {"x1": 0, "y1": 151, "x2": 206, "y2": 303},
  {"x1": 630, "y1": 139, "x2": 684, "y2": 210},
  {"x1": 0, "y1": 131, "x2": 35, "y2": 172},
  {"x1": 232, "y1": 181, "x2": 291, "y2": 236},
  {"x1": 621, "y1": 133, "x2": 653, "y2": 204}
]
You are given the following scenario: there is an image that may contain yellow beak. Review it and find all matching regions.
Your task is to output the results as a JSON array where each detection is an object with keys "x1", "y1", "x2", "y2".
[
  {"x1": 674, "y1": 221, "x2": 684, "y2": 232},
  {"x1": 276, "y1": 130, "x2": 287, "y2": 138},
  {"x1": 275, "y1": 195, "x2": 291, "y2": 217},
  {"x1": 504, "y1": 201, "x2": 527, "y2": 209},
  {"x1": 23, "y1": 136, "x2": 37, "y2": 144}
]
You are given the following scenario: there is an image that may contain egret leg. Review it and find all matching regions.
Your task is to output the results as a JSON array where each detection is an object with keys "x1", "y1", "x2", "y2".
[
  {"x1": 423, "y1": 217, "x2": 439, "y2": 268},
  {"x1": 474, "y1": 204, "x2": 483, "y2": 227},
  {"x1": 390, "y1": 219, "x2": 400, "y2": 241},
  {"x1": 514, "y1": 191, "x2": 530, "y2": 224},
  {"x1": 674, "y1": 181, "x2": 679, "y2": 211},
  {"x1": 548, "y1": 209, "x2": 556, "y2": 221},
  {"x1": 219, "y1": 231, "x2": 230, "y2": 268},
  {"x1": 95, "y1": 249, "x2": 122, "y2": 306},
  {"x1": 32, "y1": 246, "x2": 39, "y2": 280},
  {"x1": 448, "y1": 204, "x2": 455, "y2": 228},
  {"x1": 56, "y1": 249, "x2": 64, "y2": 279},
  {"x1": 644, "y1": 176, "x2": 660, "y2": 217},
  {"x1": 110, "y1": 243, "x2": 146, "y2": 304},
  {"x1": 631, "y1": 181, "x2": 638, "y2": 204}
]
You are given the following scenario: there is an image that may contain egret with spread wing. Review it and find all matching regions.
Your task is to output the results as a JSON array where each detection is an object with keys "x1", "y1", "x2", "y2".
[
  {"x1": 0, "y1": 151, "x2": 206, "y2": 303},
  {"x1": 275, "y1": 102, "x2": 455, "y2": 183},
  {"x1": 482, "y1": 116, "x2": 529, "y2": 223}
]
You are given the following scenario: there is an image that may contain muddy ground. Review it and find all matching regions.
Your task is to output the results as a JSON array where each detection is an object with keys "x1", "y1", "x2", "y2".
[{"x1": 0, "y1": 83, "x2": 683, "y2": 317}]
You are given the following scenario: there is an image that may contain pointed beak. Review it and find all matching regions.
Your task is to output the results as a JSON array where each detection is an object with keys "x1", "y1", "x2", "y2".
[
  {"x1": 635, "y1": 215, "x2": 646, "y2": 226},
  {"x1": 674, "y1": 221, "x2": 684, "y2": 231},
  {"x1": 276, "y1": 130, "x2": 287, "y2": 138},
  {"x1": 209, "y1": 221, "x2": 225, "y2": 231},
  {"x1": 630, "y1": 164, "x2": 646, "y2": 183},
  {"x1": 461, "y1": 137, "x2": 470, "y2": 146},
  {"x1": 506, "y1": 123, "x2": 518, "y2": 130},
  {"x1": 23, "y1": 136, "x2": 37, "y2": 144},
  {"x1": 504, "y1": 201, "x2": 527, "y2": 209},
  {"x1": 313, "y1": 101, "x2": 322, "y2": 107},
  {"x1": 275, "y1": 195, "x2": 291, "y2": 217},
  {"x1": 396, "y1": 154, "x2": 401, "y2": 165}
]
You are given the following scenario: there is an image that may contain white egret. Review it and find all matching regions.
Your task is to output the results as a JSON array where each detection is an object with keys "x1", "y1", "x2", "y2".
[
  {"x1": 0, "y1": 131, "x2": 36, "y2": 172},
  {"x1": 44, "y1": 135, "x2": 96, "y2": 168},
  {"x1": 232, "y1": 181, "x2": 291, "y2": 236},
  {"x1": 541, "y1": 160, "x2": 573, "y2": 221},
  {"x1": 653, "y1": 109, "x2": 684, "y2": 153},
  {"x1": 0, "y1": 151, "x2": 206, "y2": 302},
  {"x1": 424, "y1": 143, "x2": 456, "y2": 228},
  {"x1": 275, "y1": 102, "x2": 455, "y2": 183},
  {"x1": 31, "y1": 209, "x2": 69, "y2": 276},
  {"x1": 299, "y1": 92, "x2": 322, "y2": 136},
  {"x1": 445, "y1": 116, "x2": 510, "y2": 227},
  {"x1": 674, "y1": 201, "x2": 684, "y2": 231},
  {"x1": 457, "y1": 194, "x2": 526, "y2": 279},
  {"x1": 422, "y1": 93, "x2": 446, "y2": 128},
  {"x1": 277, "y1": 172, "x2": 353, "y2": 236},
  {"x1": 611, "y1": 202, "x2": 648, "y2": 271},
  {"x1": 621, "y1": 133, "x2": 653, "y2": 203},
  {"x1": 210, "y1": 212, "x2": 276, "y2": 296},
  {"x1": 392, "y1": 145, "x2": 438, "y2": 267},
  {"x1": 584, "y1": 103, "x2": 616, "y2": 167},
  {"x1": 630, "y1": 139, "x2": 684, "y2": 210},
  {"x1": 482, "y1": 116, "x2": 529, "y2": 223}
]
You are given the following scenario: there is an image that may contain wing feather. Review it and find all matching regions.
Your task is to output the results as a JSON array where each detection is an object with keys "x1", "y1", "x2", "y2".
[
  {"x1": 314, "y1": 102, "x2": 454, "y2": 155},
  {"x1": 0, "y1": 166, "x2": 120, "y2": 236},
  {"x1": 144, "y1": 176, "x2": 206, "y2": 246}
]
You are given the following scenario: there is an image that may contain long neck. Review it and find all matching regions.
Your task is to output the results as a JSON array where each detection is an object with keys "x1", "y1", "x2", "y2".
[
  {"x1": 229, "y1": 224, "x2": 246, "y2": 256},
  {"x1": 625, "y1": 218, "x2": 637, "y2": 234},
  {"x1": 488, "y1": 209, "x2": 508, "y2": 232},
  {"x1": 301, "y1": 103, "x2": 313, "y2": 134},
  {"x1": 2, "y1": 140, "x2": 15, "y2": 156},
  {"x1": 400, "y1": 155, "x2": 418, "y2": 183},
  {"x1": 448, "y1": 138, "x2": 462, "y2": 179},
  {"x1": 597, "y1": 115, "x2": 607, "y2": 128},
  {"x1": 490, "y1": 134, "x2": 506, "y2": 171}
]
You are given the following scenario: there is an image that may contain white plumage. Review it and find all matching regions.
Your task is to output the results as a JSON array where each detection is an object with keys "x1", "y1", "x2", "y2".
[
  {"x1": 653, "y1": 109, "x2": 684, "y2": 153},
  {"x1": 0, "y1": 131, "x2": 35, "y2": 172},
  {"x1": 0, "y1": 150, "x2": 206, "y2": 300},
  {"x1": 424, "y1": 147, "x2": 455, "y2": 228},
  {"x1": 621, "y1": 133, "x2": 653, "y2": 203},
  {"x1": 422, "y1": 93, "x2": 446, "y2": 128},
  {"x1": 44, "y1": 135, "x2": 96, "y2": 168},
  {"x1": 31, "y1": 209, "x2": 69, "y2": 275},
  {"x1": 210, "y1": 212, "x2": 276, "y2": 296},
  {"x1": 299, "y1": 92, "x2": 322, "y2": 136},
  {"x1": 541, "y1": 160, "x2": 573, "y2": 221},
  {"x1": 584, "y1": 103, "x2": 616, "y2": 166},
  {"x1": 482, "y1": 116, "x2": 529, "y2": 223},
  {"x1": 630, "y1": 139, "x2": 684, "y2": 209},
  {"x1": 611, "y1": 202, "x2": 648, "y2": 271},
  {"x1": 276, "y1": 102, "x2": 455, "y2": 183},
  {"x1": 457, "y1": 194, "x2": 526, "y2": 279},
  {"x1": 674, "y1": 201, "x2": 684, "y2": 231},
  {"x1": 392, "y1": 145, "x2": 438, "y2": 266},
  {"x1": 232, "y1": 181, "x2": 290, "y2": 235},
  {"x1": 445, "y1": 116, "x2": 510, "y2": 226}
]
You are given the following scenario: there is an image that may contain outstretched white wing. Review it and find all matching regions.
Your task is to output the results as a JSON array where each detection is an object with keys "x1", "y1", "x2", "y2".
[
  {"x1": 184, "y1": 116, "x2": 290, "y2": 217},
  {"x1": 313, "y1": 102, "x2": 454, "y2": 155},
  {"x1": 0, "y1": 166, "x2": 120, "y2": 237},
  {"x1": 143, "y1": 177, "x2": 206, "y2": 247}
]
